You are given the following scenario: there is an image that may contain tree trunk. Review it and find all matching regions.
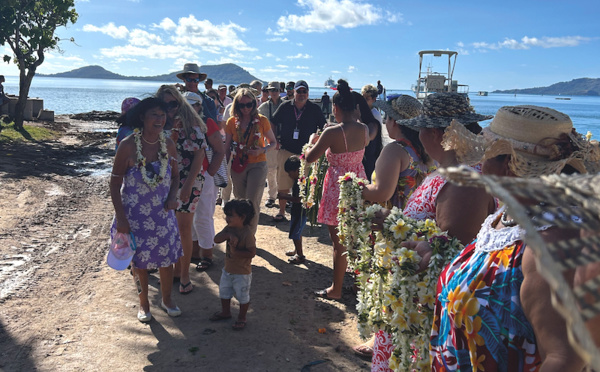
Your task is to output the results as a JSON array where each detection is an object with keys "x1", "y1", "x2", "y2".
[{"x1": 13, "y1": 61, "x2": 35, "y2": 130}]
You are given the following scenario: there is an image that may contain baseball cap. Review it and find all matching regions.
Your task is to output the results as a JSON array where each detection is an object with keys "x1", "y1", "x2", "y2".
[
  {"x1": 182, "y1": 91, "x2": 203, "y2": 105},
  {"x1": 107, "y1": 232, "x2": 136, "y2": 271},
  {"x1": 294, "y1": 80, "x2": 309, "y2": 90},
  {"x1": 218, "y1": 84, "x2": 227, "y2": 90}
]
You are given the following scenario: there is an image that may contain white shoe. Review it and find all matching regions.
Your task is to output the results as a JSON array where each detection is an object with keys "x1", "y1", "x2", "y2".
[
  {"x1": 161, "y1": 300, "x2": 182, "y2": 317},
  {"x1": 137, "y1": 310, "x2": 152, "y2": 323}
]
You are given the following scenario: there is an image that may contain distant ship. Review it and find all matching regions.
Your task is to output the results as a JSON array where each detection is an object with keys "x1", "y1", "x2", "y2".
[
  {"x1": 324, "y1": 77, "x2": 337, "y2": 89},
  {"x1": 411, "y1": 50, "x2": 469, "y2": 101}
]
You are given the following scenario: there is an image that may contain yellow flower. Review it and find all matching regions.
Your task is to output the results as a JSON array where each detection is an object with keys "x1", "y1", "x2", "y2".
[
  {"x1": 586, "y1": 131, "x2": 593, "y2": 141},
  {"x1": 391, "y1": 219, "x2": 411, "y2": 239}
]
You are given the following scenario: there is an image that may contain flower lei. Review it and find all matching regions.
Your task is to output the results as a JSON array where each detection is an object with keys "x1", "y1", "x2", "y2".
[
  {"x1": 233, "y1": 116, "x2": 260, "y2": 156},
  {"x1": 134, "y1": 128, "x2": 169, "y2": 190},
  {"x1": 298, "y1": 140, "x2": 328, "y2": 226},
  {"x1": 338, "y1": 172, "x2": 463, "y2": 372}
]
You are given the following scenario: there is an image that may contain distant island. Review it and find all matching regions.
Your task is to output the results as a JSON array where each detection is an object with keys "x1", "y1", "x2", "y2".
[
  {"x1": 38, "y1": 64, "x2": 261, "y2": 85},
  {"x1": 493, "y1": 78, "x2": 600, "y2": 96}
]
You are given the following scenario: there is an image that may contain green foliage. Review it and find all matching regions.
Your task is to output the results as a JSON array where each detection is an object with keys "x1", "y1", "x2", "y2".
[{"x1": 0, "y1": 120, "x2": 59, "y2": 142}]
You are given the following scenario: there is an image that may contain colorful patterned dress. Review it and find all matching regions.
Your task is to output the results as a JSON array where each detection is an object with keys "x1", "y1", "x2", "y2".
[
  {"x1": 431, "y1": 207, "x2": 542, "y2": 371},
  {"x1": 387, "y1": 140, "x2": 432, "y2": 210},
  {"x1": 110, "y1": 160, "x2": 183, "y2": 270},
  {"x1": 171, "y1": 125, "x2": 206, "y2": 213},
  {"x1": 317, "y1": 126, "x2": 367, "y2": 226}
]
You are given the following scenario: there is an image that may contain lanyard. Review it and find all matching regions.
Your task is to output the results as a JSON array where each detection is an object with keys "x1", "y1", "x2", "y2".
[{"x1": 293, "y1": 104, "x2": 305, "y2": 123}]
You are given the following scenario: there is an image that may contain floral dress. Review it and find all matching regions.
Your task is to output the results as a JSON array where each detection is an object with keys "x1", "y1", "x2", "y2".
[
  {"x1": 317, "y1": 126, "x2": 367, "y2": 226},
  {"x1": 387, "y1": 140, "x2": 433, "y2": 210},
  {"x1": 171, "y1": 125, "x2": 206, "y2": 213},
  {"x1": 110, "y1": 160, "x2": 183, "y2": 270},
  {"x1": 430, "y1": 207, "x2": 542, "y2": 371}
]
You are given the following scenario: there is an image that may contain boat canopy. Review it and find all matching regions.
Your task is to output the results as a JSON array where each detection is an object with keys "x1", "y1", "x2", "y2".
[{"x1": 419, "y1": 50, "x2": 458, "y2": 57}]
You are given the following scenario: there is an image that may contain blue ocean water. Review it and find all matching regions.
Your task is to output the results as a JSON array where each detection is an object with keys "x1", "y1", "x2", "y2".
[{"x1": 3, "y1": 76, "x2": 600, "y2": 137}]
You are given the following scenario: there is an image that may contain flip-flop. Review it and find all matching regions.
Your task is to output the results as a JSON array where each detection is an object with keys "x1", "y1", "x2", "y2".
[
  {"x1": 209, "y1": 312, "x2": 232, "y2": 321},
  {"x1": 273, "y1": 214, "x2": 287, "y2": 223},
  {"x1": 313, "y1": 289, "x2": 341, "y2": 301},
  {"x1": 285, "y1": 250, "x2": 296, "y2": 256},
  {"x1": 288, "y1": 254, "x2": 305, "y2": 265},
  {"x1": 232, "y1": 320, "x2": 246, "y2": 330},
  {"x1": 179, "y1": 281, "x2": 193, "y2": 294},
  {"x1": 352, "y1": 344, "x2": 373, "y2": 359},
  {"x1": 195, "y1": 257, "x2": 213, "y2": 272}
]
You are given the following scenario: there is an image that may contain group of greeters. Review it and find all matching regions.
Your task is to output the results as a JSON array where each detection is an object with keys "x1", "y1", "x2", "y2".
[{"x1": 109, "y1": 60, "x2": 600, "y2": 370}]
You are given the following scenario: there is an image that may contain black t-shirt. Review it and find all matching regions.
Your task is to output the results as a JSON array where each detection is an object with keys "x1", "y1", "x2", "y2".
[
  {"x1": 272, "y1": 100, "x2": 326, "y2": 155},
  {"x1": 291, "y1": 182, "x2": 302, "y2": 217}
]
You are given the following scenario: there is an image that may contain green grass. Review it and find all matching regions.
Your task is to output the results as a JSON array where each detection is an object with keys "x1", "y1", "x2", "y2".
[{"x1": 0, "y1": 120, "x2": 59, "y2": 142}]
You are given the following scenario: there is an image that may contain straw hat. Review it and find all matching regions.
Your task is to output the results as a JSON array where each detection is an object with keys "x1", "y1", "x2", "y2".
[
  {"x1": 373, "y1": 94, "x2": 422, "y2": 121},
  {"x1": 442, "y1": 105, "x2": 600, "y2": 177},
  {"x1": 176, "y1": 63, "x2": 208, "y2": 82},
  {"x1": 397, "y1": 92, "x2": 492, "y2": 129}
]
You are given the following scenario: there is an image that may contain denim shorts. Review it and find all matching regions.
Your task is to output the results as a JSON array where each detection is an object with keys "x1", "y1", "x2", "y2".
[
  {"x1": 289, "y1": 210, "x2": 307, "y2": 240},
  {"x1": 219, "y1": 268, "x2": 252, "y2": 304}
]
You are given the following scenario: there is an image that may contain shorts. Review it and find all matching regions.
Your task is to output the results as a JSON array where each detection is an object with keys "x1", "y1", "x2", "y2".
[
  {"x1": 277, "y1": 149, "x2": 296, "y2": 191},
  {"x1": 219, "y1": 268, "x2": 252, "y2": 304},
  {"x1": 289, "y1": 208, "x2": 307, "y2": 240}
]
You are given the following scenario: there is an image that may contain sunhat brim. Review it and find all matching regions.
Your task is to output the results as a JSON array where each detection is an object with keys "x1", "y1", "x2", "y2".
[
  {"x1": 176, "y1": 71, "x2": 208, "y2": 82},
  {"x1": 398, "y1": 111, "x2": 492, "y2": 129},
  {"x1": 373, "y1": 100, "x2": 405, "y2": 121}
]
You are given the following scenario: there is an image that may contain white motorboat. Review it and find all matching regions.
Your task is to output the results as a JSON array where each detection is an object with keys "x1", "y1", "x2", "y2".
[
  {"x1": 478, "y1": 91, "x2": 488, "y2": 96},
  {"x1": 324, "y1": 77, "x2": 337, "y2": 89},
  {"x1": 411, "y1": 50, "x2": 469, "y2": 101}
]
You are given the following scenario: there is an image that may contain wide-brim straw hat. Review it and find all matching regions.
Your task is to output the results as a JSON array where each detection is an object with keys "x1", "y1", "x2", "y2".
[
  {"x1": 176, "y1": 63, "x2": 208, "y2": 82},
  {"x1": 373, "y1": 94, "x2": 422, "y2": 121},
  {"x1": 397, "y1": 92, "x2": 492, "y2": 129},
  {"x1": 442, "y1": 105, "x2": 600, "y2": 177}
]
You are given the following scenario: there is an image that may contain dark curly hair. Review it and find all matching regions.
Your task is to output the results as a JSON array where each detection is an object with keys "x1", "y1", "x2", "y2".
[
  {"x1": 332, "y1": 79, "x2": 356, "y2": 112},
  {"x1": 223, "y1": 199, "x2": 255, "y2": 226}
]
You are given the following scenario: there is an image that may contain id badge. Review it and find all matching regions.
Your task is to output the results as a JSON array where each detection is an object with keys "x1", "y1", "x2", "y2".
[{"x1": 293, "y1": 129, "x2": 299, "y2": 140}]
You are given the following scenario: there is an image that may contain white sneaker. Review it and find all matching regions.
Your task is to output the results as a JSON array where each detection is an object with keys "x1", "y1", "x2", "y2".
[
  {"x1": 161, "y1": 300, "x2": 182, "y2": 317},
  {"x1": 137, "y1": 310, "x2": 152, "y2": 323}
]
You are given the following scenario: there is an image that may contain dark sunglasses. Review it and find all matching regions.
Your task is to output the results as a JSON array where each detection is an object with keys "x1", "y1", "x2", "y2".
[
  {"x1": 185, "y1": 77, "x2": 200, "y2": 83},
  {"x1": 166, "y1": 101, "x2": 179, "y2": 110},
  {"x1": 237, "y1": 102, "x2": 254, "y2": 109},
  {"x1": 296, "y1": 89, "x2": 308, "y2": 94}
]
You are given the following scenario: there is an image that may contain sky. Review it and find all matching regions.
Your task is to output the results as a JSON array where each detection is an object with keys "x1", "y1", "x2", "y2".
[{"x1": 1, "y1": 0, "x2": 598, "y2": 91}]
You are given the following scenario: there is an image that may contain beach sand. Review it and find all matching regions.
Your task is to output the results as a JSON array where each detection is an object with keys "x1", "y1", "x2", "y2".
[{"x1": 0, "y1": 116, "x2": 369, "y2": 371}]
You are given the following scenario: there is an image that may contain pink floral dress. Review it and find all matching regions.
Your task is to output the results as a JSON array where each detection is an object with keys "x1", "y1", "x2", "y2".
[
  {"x1": 317, "y1": 126, "x2": 368, "y2": 226},
  {"x1": 171, "y1": 125, "x2": 206, "y2": 213},
  {"x1": 402, "y1": 171, "x2": 448, "y2": 220}
]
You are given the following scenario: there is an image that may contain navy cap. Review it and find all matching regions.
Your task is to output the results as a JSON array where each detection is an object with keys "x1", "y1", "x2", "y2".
[{"x1": 294, "y1": 80, "x2": 309, "y2": 90}]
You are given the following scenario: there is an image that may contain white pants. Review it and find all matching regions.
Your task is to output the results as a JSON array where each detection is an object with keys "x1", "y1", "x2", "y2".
[
  {"x1": 192, "y1": 172, "x2": 218, "y2": 248},
  {"x1": 266, "y1": 148, "x2": 279, "y2": 200}
]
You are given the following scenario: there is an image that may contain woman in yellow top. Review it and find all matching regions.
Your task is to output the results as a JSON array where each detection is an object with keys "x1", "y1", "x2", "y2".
[{"x1": 224, "y1": 88, "x2": 277, "y2": 234}]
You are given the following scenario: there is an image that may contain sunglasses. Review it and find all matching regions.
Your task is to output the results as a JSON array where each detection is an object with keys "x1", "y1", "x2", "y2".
[
  {"x1": 237, "y1": 102, "x2": 255, "y2": 109},
  {"x1": 185, "y1": 77, "x2": 200, "y2": 83},
  {"x1": 166, "y1": 101, "x2": 179, "y2": 110},
  {"x1": 296, "y1": 89, "x2": 308, "y2": 94}
]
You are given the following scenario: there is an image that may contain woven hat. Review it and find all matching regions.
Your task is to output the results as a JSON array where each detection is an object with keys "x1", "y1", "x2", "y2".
[
  {"x1": 176, "y1": 63, "x2": 208, "y2": 82},
  {"x1": 373, "y1": 94, "x2": 422, "y2": 121},
  {"x1": 397, "y1": 92, "x2": 492, "y2": 129},
  {"x1": 442, "y1": 105, "x2": 600, "y2": 177}
]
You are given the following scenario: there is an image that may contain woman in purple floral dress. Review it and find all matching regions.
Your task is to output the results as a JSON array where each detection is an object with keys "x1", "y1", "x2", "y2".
[{"x1": 110, "y1": 97, "x2": 183, "y2": 322}]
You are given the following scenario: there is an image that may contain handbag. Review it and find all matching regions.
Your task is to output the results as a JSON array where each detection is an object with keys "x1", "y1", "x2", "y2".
[
  {"x1": 206, "y1": 144, "x2": 228, "y2": 188},
  {"x1": 230, "y1": 152, "x2": 248, "y2": 173},
  {"x1": 107, "y1": 231, "x2": 136, "y2": 271}
]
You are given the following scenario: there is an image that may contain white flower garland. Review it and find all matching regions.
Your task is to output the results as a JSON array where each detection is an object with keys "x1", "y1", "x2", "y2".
[
  {"x1": 338, "y1": 173, "x2": 463, "y2": 372},
  {"x1": 134, "y1": 129, "x2": 169, "y2": 190},
  {"x1": 298, "y1": 141, "x2": 328, "y2": 226}
]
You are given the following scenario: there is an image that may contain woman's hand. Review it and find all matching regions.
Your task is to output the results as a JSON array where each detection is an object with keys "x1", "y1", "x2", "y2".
[
  {"x1": 116, "y1": 217, "x2": 131, "y2": 234},
  {"x1": 371, "y1": 208, "x2": 391, "y2": 231},
  {"x1": 179, "y1": 183, "x2": 193, "y2": 204},
  {"x1": 309, "y1": 132, "x2": 320, "y2": 145},
  {"x1": 164, "y1": 196, "x2": 178, "y2": 210},
  {"x1": 228, "y1": 235, "x2": 239, "y2": 250},
  {"x1": 401, "y1": 240, "x2": 433, "y2": 272}
]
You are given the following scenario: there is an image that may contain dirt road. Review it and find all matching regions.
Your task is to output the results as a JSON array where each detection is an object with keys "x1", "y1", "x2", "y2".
[{"x1": 0, "y1": 117, "x2": 369, "y2": 371}]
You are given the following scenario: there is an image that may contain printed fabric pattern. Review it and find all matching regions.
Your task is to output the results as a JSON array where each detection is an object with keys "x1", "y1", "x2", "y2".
[{"x1": 171, "y1": 126, "x2": 206, "y2": 213}]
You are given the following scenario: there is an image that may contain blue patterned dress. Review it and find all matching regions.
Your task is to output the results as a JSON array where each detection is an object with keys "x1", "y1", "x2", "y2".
[{"x1": 110, "y1": 160, "x2": 183, "y2": 270}]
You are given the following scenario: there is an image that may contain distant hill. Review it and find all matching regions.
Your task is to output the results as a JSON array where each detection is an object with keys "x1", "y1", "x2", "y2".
[
  {"x1": 38, "y1": 64, "x2": 262, "y2": 85},
  {"x1": 493, "y1": 78, "x2": 600, "y2": 96}
]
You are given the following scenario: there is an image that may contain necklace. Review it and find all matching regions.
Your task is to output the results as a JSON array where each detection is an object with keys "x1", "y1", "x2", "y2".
[
  {"x1": 141, "y1": 135, "x2": 160, "y2": 145},
  {"x1": 134, "y1": 129, "x2": 169, "y2": 189},
  {"x1": 500, "y1": 211, "x2": 517, "y2": 227}
]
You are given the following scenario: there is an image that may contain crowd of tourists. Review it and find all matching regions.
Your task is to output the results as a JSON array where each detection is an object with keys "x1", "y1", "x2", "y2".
[{"x1": 109, "y1": 62, "x2": 600, "y2": 370}]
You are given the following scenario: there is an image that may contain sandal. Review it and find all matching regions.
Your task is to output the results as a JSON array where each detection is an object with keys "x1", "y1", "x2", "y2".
[
  {"x1": 285, "y1": 250, "x2": 296, "y2": 257},
  {"x1": 209, "y1": 312, "x2": 232, "y2": 321},
  {"x1": 179, "y1": 281, "x2": 193, "y2": 294},
  {"x1": 314, "y1": 289, "x2": 342, "y2": 301},
  {"x1": 232, "y1": 320, "x2": 246, "y2": 330},
  {"x1": 265, "y1": 199, "x2": 276, "y2": 208},
  {"x1": 273, "y1": 214, "x2": 287, "y2": 223},
  {"x1": 352, "y1": 344, "x2": 373, "y2": 359},
  {"x1": 195, "y1": 257, "x2": 213, "y2": 272},
  {"x1": 288, "y1": 254, "x2": 305, "y2": 265}
]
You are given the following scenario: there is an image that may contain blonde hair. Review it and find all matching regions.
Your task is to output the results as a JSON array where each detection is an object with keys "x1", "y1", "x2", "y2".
[
  {"x1": 155, "y1": 85, "x2": 207, "y2": 135},
  {"x1": 232, "y1": 88, "x2": 258, "y2": 119},
  {"x1": 361, "y1": 84, "x2": 378, "y2": 98}
]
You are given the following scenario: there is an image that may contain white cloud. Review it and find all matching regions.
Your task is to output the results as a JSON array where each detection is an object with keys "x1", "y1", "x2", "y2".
[
  {"x1": 276, "y1": 64, "x2": 289, "y2": 68},
  {"x1": 472, "y1": 36, "x2": 591, "y2": 50},
  {"x1": 331, "y1": 70, "x2": 341, "y2": 74},
  {"x1": 36, "y1": 52, "x2": 87, "y2": 74},
  {"x1": 129, "y1": 29, "x2": 162, "y2": 47},
  {"x1": 153, "y1": 18, "x2": 177, "y2": 31},
  {"x1": 265, "y1": 53, "x2": 275, "y2": 58},
  {"x1": 99, "y1": 44, "x2": 196, "y2": 61},
  {"x1": 287, "y1": 53, "x2": 311, "y2": 59},
  {"x1": 296, "y1": 66, "x2": 309, "y2": 69},
  {"x1": 83, "y1": 22, "x2": 129, "y2": 39},
  {"x1": 173, "y1": 15, "x2": 256, "y2": 53},
  {"x1": 267, "y1": 37, "x2": 289, "y2": 42},
  {"x1": 348, "y1": 65, "x2": 356, "y2": 73},
  {"x1": 276, "y1": 0, "x2": 401, "y2": 33},
  {"x1": 266, "y1": 27, "x2": 285, "y2": 36},
  {"x1": 206, "y1": 56, "x2": 238, "y2": 65},
  {"x1": 297, "y1": 43, "x2": 304, "y2": 46}
]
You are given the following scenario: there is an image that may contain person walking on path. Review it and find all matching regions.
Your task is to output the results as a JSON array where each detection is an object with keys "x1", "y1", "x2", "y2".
[
  {"x1": 175, "y1": 63, "x2": 217, "y2": 124},
  {"x1": 271, "y1": 80, "x2": 326, "y2": 223},
  {"x1": 321, "y1": 91, "x2": 330, "y2": 118}
]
